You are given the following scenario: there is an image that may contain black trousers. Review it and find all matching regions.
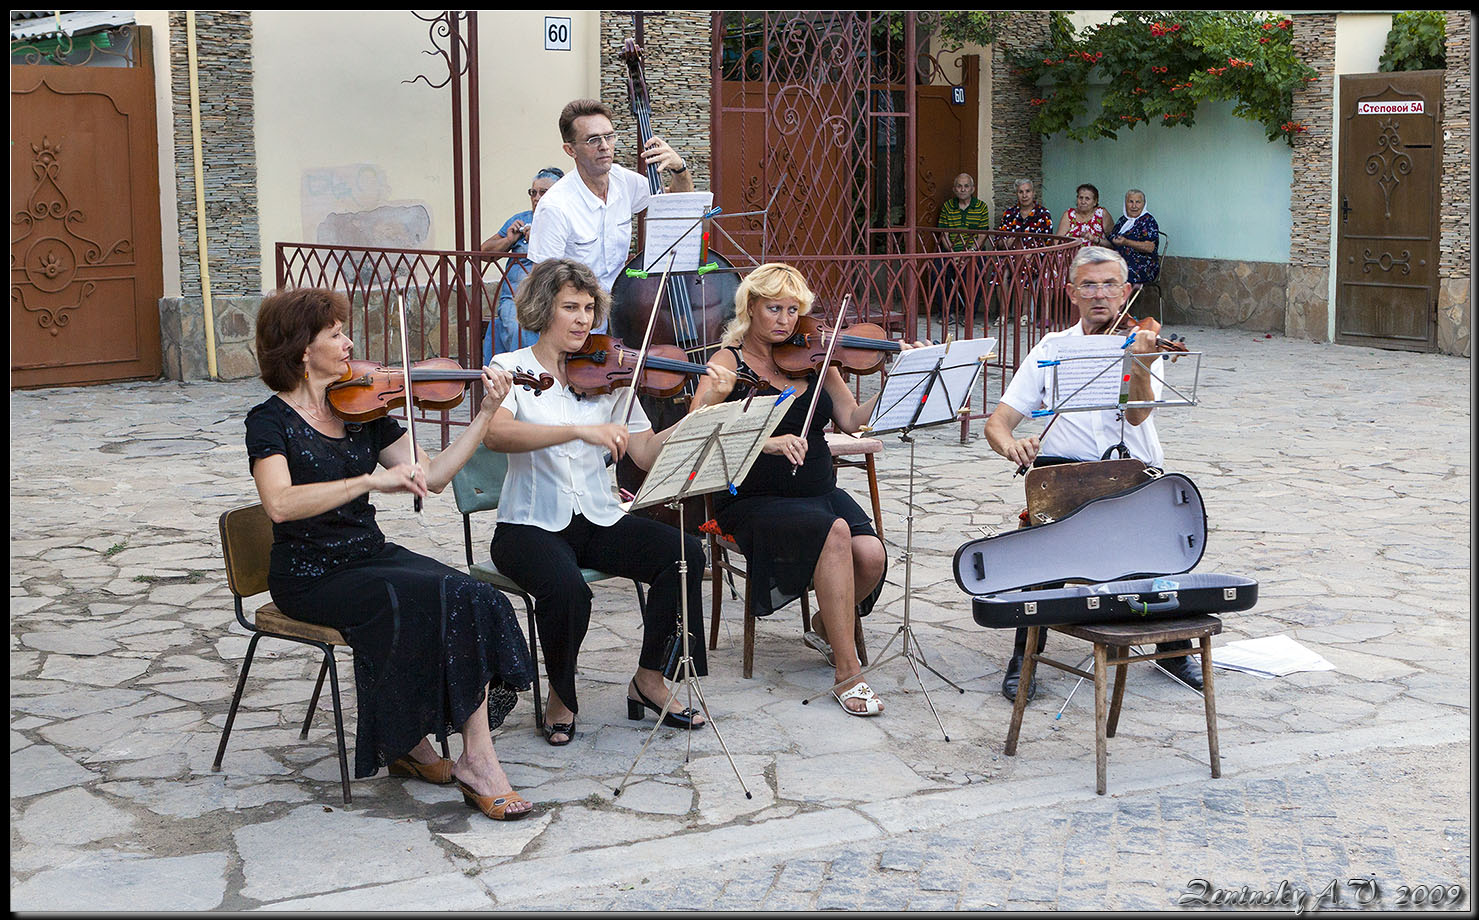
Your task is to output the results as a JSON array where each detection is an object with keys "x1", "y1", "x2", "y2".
[{"x1": 490, "y1": 513, "x2": 706, "y2": 715}]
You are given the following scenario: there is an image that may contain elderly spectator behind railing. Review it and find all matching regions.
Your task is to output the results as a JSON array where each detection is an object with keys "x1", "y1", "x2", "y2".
[
  {"x1": 995, "y1": 178, "x2": 1056, "y2": 326},
  {"x1": 1108, "y1": 188, "x2": 1161, "y2": 290},
  {"x1": 482, "y1": 166, "x2": 565, "y2": 362},
  {"x1": 933, "y1": 172, "x2": 992, "y2": 318},
  {"x1": 1056, "y1": 183, "x2": 1112, "y2": 248}
]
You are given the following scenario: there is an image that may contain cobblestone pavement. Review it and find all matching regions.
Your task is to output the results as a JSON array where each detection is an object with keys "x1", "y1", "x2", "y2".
[{"x1": 9, "y1": 326, "x2": 1472, "y2": 911}]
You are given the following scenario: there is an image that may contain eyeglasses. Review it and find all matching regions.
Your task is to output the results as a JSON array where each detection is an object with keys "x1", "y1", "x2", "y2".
[
  {"x1": 1072, "y1": 282, "x2": 1126, "y2": 295},
  {"x1": 528, "y1": 187, "x2": 551, "y2": 198},
  {"x1": 577, "y1": 132, "x2": 620, "y2": 150}
]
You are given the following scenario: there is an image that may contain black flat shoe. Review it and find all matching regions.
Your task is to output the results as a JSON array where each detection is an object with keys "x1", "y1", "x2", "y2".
[
  {"x1": 1001, "y1": 653, "x2": 1037, "y2": 702},
  {"x1": 540, "y1": 716, "x2": 574, "y2": 746},
  {"x1": 1158, "y1": 654, "x2": 1205, "y2": 691},
  {"x1": 627, "y1": 681, "x2": 706, "y2": 730}
]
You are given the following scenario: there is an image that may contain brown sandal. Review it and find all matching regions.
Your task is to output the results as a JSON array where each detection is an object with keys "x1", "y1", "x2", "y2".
[
  {"x1": 456, "y1": 779, "x2": 533, "y2": 821},
  {"x1": 388, "y1": 755, "x2": 455, "y2": 785}
]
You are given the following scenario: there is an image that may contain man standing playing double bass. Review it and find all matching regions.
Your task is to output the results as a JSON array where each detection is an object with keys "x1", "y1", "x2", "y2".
[
  {"x1": 526, "y1": 98, "x2": 693, "y2": 333},
  {"x1": 983, "y1": 246, "x2": 1203, "y2": 700}
]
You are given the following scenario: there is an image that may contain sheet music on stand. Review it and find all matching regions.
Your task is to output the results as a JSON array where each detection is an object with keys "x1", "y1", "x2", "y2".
[
  {"x1": 865, "y1": 338, "x2": 996, "y2": 434},
  {"x1": 623, "y1": 392, "x2": 790, "y2": 511},
  {"x1": 1045, "y1": 336, "x2": 1201, "y2": 414},
  {"x1": 643, "y1": 192, "x2": 714, "y2": 272}
]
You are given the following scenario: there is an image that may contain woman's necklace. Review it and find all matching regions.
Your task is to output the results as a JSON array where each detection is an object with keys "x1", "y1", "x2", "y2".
[{"x1": 285, "y1": 389, "x2": 333, "y2": 423}]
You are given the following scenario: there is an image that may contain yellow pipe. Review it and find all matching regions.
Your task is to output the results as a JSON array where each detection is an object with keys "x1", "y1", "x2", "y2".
[{"x1": 185, "y1": 11, "x2": 218, "y2": 378}]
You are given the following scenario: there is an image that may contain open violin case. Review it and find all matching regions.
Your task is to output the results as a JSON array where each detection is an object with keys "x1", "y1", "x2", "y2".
[{"x1": 953, "y1": 472, "x2": 1258, "y2": 629}]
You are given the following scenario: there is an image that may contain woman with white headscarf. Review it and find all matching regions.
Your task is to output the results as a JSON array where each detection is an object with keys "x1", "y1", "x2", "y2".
[{"x1": 1109, "y1": 188, "x2": 1160, "y2": 287}]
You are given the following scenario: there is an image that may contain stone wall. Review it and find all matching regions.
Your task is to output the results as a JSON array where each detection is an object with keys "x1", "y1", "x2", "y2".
[
  {"x1": 1159, "y1": 258, "x2": 1288, "y2": 333},
  {"x1": 598, "y1": 12, "x2": 713, "y2": 190},
  {"x1": 1437, "y1": 11, "x2": 1471, "y2": 357},
  {"x1": 989, "y1": 12, "x2": 1052, "y2": 219},
  {"x1": 164, "y1": 11, "x2": 262, "y2": 380},
  {"x1": 1286, "y1": 13, "x2": 1338, "y2": 344}
]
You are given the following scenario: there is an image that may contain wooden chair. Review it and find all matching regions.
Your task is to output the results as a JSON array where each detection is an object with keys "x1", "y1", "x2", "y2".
[
  {"x1": 215, "y1": 503, "x2": 450, "y2": 803},
  {"x1": 1006, "y1": 617, "x2": 1222, "y2": 796},
  {"x1": 451, "y1": 445, "x2": 646, "y2": 731},
  {"x1": 1139, "y1": 229, "x2": 1169, "y2": 323},
  {"x1": 1005, "y1": 460, "x2": 1221, "y2": 795},
  {"x1": 705, "y1": 434, "x2": 883, "y2": 677}
]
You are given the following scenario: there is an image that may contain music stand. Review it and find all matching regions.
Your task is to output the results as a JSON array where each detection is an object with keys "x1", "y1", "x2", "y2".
[
  {"x1": 1034, "y1": 336, "x2": 1201, "y2": 456},
  {"x1": 613, "y1": 391, "x2": 794, "y2": 798},
  {"x1": 800, "y1": 338, "x2": 996, "y2": 741}
]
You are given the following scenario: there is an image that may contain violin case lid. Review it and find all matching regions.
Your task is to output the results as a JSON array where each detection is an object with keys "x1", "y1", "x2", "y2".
[{"x1": 953, "y1": 472, "x2": 1207, "y2": 597}]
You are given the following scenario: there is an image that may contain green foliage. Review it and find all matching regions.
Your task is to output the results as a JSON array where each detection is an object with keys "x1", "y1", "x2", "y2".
[
  {"x1": 1378, "y1": 11, "x2": 1446, "y2": 72},
  {"x1": 1009, "y1": 11, "x2": 1319, "y2": 146},
  {"x1": 933, "y1": 11, "x2": 1011, "y2": 51}
]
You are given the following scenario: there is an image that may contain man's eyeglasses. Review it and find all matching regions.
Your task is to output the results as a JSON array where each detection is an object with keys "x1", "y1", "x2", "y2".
[
  {"x1": 1073, "y1": 282, "x2": 1126, "y2": 295},
  {"x1": 577, "y1": 132, "x2": 620, "y2": 150}
]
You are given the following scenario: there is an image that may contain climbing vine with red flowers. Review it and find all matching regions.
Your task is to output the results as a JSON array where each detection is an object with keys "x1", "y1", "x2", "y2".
[{"x1": 1010, "y1": 11, "x2": 1318, "y2": 146}]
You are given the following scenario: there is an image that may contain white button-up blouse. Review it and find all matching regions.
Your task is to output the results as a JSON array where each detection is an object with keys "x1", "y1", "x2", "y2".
[{"x1": 491, "y1": 346, "x2": 652, "y2": 530}]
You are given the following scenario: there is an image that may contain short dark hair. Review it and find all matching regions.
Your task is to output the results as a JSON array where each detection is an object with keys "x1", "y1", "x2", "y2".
[
  {"x1": 515, "y1": 259, "x2": 610, "y2": 332},
  {"x1": 558, "y1": 99, "x2": 614, "y2": 143},
  {"x1": 1076, "y1": 183, "x2": 1100, "y2": 204},
  {"x1": 255, "y1": 288, "x2": 350, "y2": 392}
]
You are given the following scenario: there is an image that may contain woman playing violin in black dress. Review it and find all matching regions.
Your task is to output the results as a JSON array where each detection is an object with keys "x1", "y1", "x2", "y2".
[
  {"x1": 692, "y1": 263, "x2": 922, "y2": 716},
  {"x1": 245, "y1": 288, "x2": 534, "y2": 820}
]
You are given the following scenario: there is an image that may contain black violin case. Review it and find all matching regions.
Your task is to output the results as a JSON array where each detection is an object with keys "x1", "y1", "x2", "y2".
[{"x1": 953, "y1": 473, "x2": 1258, "y2": 628}]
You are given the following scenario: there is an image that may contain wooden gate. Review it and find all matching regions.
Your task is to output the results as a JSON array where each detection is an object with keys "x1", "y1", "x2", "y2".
[
  {"x1": 11, "y1": 26, "x2": 164, "y2": 387},
  {"x1": 1334, "y1": 71, "x2": 1443, "y2": 352}
]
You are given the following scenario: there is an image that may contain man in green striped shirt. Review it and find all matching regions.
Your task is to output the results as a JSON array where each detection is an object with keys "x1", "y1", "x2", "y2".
[{"x1": 938, "y1": 173, "x2": 990, "y2": 251}]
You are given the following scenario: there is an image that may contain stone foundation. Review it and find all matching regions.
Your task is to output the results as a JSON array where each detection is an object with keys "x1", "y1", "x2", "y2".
[
  {"x1": 1285, "y1": 265, "x2": 1331, "y2": 342},
  {"x1": 1437, "y1": 277, "x2": 1472, "y2": 357},
  {"x1": 1158, "y1": 257, "x2": 1288, "y2": 333}
]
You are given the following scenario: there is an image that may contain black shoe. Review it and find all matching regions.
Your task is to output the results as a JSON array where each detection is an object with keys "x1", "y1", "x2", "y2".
[
  {"x1": 627, "y1": 680, "x2": 706, "y2": 730},
  {"x1": 1001, "y1": 654, "x2": 1037, "y2": 702},
  {"x1": 1158, "y1": 654, "x2": 1204, "y2": 691},
  {"x1": 540, "y1": 716, "x2": 574, "y2": 746}
]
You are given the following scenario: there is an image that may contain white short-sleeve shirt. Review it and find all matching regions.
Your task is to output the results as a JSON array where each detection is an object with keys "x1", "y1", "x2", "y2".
[
  {"x1": 999, "y1": 323, "x2": 1165, "y2": 467},
  {"x1": 491, "y1": 346, "x2": 652, "y2": 529},
  {"x1": 527, "y1": 164, "x2": 652, "y2": 301}
]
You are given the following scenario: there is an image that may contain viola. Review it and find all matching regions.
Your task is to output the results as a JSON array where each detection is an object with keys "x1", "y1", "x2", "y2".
[
  {"x1": 326, "y1": 357, "x2": 553, "y2": 423},
  {"x1": 771, "y1": 315, "x2": 905, "y2": 378},
  {"x1": 564, "y1": 334, "x2": 760, "y2": 398}
]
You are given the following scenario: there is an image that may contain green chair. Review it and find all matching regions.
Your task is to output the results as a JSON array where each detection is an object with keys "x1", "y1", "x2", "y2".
[{"x1": 451, "y1": 445, "x2": 646, "y2": 732}]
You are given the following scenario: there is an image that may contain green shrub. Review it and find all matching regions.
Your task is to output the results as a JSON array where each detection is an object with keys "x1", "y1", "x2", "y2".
[{"x1": 1379, "y1": 11, "x2": 1446, "y2": 72}]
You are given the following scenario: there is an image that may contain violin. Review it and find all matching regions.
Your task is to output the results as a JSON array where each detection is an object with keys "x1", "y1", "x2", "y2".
[
  {"x1": 326, "y1": 357, "x2": 553, "y2": 423},
  {"x1": 564, "y1": 333, "x2": 760, "y2": 398},
  {"x1": 772, "y1": 315, "x2": 905, "y2": 378},
  {"x1": 1112, "y1": 314, "x2": 1189, "y2": 355}
]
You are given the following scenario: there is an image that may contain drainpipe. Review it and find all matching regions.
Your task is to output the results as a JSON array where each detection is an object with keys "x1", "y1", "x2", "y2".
[{"x1": 185, "y1": 11, "x2": 218, "y2": 378}]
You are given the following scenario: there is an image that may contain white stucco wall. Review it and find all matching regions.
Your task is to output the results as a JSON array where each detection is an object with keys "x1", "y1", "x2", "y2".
[{"x1": 251, "y1": 10, "x2": 601, "y2": 289}]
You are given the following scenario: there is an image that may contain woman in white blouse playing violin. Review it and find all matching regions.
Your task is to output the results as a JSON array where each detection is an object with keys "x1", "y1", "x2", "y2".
[{"x1": 482, "y1": 258, "x2": 737, "y2": 746}]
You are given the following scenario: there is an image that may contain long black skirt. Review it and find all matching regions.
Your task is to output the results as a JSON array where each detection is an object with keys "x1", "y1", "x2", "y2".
[
  {"x1": 270, "y1": 544, "x2": 532, "y2": 778},
  {"x1": 714, "y1": 488, "x2": 886, "y2": 619}
]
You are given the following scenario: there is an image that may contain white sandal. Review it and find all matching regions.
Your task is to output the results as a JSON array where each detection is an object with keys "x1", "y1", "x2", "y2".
[
  {"x1": 833, "y1": 680, "x2": 884, "y2": 717},
  {"x1": 803, "y1": 630, "x2": 835, "y2": 667}
]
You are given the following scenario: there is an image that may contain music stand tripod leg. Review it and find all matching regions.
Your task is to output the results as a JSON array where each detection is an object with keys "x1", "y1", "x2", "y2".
[{"x1": 615, "y1": 488, "x2": 753, "y2": 800}]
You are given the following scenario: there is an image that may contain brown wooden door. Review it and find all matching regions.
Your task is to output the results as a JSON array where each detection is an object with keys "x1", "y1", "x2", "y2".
[
  {"x1": 1334, "y1": 72, "x2": 1442, "y2": 352},
  {"x1": 11, "y1": 51, "x2": 164, "y2": 387},
  {"x1": 916, "y1": 54, "x2": 980, "y2": 236}
]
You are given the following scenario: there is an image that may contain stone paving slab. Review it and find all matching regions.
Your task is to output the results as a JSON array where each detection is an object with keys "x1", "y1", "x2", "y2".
[{"x1": 8, "y1": 327, "x2": 1471, "y2": 911}]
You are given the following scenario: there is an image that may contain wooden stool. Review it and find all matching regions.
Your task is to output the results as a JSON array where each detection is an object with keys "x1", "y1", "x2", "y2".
[
  {"x1": 824, "y1": 432, "x2": 884, "y2": 539},
  {"x1": 1004, "y1": 614, "x2": 1222, "y2": 795}
]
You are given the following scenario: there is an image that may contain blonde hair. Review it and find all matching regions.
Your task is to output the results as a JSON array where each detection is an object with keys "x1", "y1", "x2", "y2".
[{"x1": 722, "y1": 263, "x2": 815, "y2": 347}]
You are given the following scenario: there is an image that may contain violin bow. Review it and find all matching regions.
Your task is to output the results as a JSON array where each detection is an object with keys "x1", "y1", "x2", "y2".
[
  {"x1": 395, "y1": 291, "x2": 423, "y2": 515},
  {"x1": 791, "y1": 294, "x2": 849, "y2": 476},
  {"x1": 1013, "y1": 285, "x2": 1143, "y2": 477},
  {"x1": 618, "y1": 251, "x2": 677, "y2": 430}
]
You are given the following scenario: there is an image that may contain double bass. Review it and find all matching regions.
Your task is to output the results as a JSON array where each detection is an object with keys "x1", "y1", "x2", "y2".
[{"x1": 608, "y1": 37, "x2": 742, "y2": 528}]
